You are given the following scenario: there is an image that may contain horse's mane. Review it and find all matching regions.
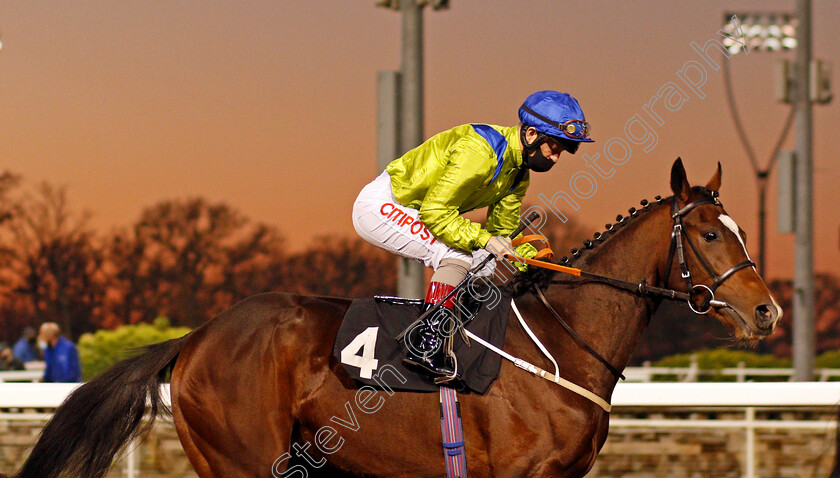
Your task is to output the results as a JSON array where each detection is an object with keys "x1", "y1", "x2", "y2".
[{"x1": 507, "y1": 194, "x2": 671, "y2": 297}]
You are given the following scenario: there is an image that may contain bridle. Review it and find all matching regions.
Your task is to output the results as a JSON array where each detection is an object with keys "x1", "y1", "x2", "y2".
[
  {"x1": 663, "y1": 191, "x2": 756, "y2": 314},
  {"x1": 533, "y1": 190, "x2": 756, "y2": 380}
]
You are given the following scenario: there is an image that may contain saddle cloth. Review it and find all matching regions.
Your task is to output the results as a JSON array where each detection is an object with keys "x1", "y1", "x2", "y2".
[{"x1": 333, "y1": 293, "x2": 511, "y2": 394}]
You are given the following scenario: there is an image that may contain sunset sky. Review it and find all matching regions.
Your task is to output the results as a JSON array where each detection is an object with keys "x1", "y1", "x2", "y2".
[{"x1": 0, "y1": 1, "x2": 837, "y2": 281}]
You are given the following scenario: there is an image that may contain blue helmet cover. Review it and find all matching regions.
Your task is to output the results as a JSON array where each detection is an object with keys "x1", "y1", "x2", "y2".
[{"x1": 518, "y1": 90, "x2": 594, "y2": 143}]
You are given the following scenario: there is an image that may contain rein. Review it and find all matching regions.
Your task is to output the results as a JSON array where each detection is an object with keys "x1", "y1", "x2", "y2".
[{"x1": 532, "y1": 286, "x2": 625, "y2": 381}]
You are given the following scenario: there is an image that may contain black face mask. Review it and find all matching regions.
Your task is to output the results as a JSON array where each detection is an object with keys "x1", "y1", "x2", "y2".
[
  {"x1": 520, "y1": 127, "x2": 557, "y2": 173},
  {"x1": 525, "y1": 148, "x2": 556, "y2": 172}
]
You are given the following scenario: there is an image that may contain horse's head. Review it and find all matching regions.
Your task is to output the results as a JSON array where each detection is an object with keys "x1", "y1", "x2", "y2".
[{"x1": 667, "y1": 158, "x2": 782, "y2": 342}]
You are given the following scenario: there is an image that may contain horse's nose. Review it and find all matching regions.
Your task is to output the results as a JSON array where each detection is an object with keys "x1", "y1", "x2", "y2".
[{"x1": 755, "y1": 304, "x2": 779, "y2": 330}]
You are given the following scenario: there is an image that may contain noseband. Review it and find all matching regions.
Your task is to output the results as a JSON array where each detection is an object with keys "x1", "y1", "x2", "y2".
[{"x1": 664, "y1": 192, "x2": 756, "y2": 314}]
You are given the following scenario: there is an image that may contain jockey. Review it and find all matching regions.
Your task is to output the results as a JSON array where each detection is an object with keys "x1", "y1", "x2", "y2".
[{"x1": 352, "y1": 90, "x2": 594, "y2": 379}]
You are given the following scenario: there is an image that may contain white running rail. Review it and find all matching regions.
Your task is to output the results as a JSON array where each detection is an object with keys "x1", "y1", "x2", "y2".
[
  {"x1": 2, "y1": 382, "x2": 839, "y2": 478},
  {"x1": 623, "y1": 360, "x2": 840, "y2": 382}
]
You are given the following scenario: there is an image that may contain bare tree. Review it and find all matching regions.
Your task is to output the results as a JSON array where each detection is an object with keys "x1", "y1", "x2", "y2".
[
  {"x1": 0, "y1": 182, "x2": 105, "y2": 340},
  {"x1": 284, "y1": 236, "x2": 396, "y2": 298},
  {"x1": 104, "y1": 198, "x2": 286, "y2": 328},
  {"x1": 0, "y1": 171, "x2": 24, "y2": 341},
  {"x1": 0, "y1": 171, "x2": 20, "y2": 226}
]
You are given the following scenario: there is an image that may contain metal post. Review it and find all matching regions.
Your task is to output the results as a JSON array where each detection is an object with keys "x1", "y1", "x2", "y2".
[
  {"x1": 757, "y1": 173, "x2": 768, "y2": 275},
  {"x1": 745, "y1": 406, "x2": 756, "y2": 478},
  {"x1": 378, "y1": 71, "x2": 422, "y2": 297},
  {"x1": 792, "y1": 0, "x2": 815, "y2": 382},
  {"x1": 377, "y1": 71, "x2": 401, "y2": 173},
  {"x1": 125, "y1": 438, "x2": 138, "y2": 478},
  {"x1": 397, "y1": 0, "x2": 426, "y2": 299},
  {"x1": 777, "y1": 151, "x2": 796, "y2": 234}
]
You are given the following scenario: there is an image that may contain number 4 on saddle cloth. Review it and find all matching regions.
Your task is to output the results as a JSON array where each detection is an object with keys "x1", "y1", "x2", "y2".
[{"x1": 333, "y1": 284, "x2": 512, "y2": 394}]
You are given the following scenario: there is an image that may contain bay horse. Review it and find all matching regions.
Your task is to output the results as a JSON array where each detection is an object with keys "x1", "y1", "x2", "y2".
[{"x1": 6, "y1": 159, "x2": 781, "y2": 478}]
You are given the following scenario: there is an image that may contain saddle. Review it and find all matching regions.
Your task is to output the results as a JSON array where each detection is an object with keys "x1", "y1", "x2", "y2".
[{"x1": 333, "y1": 289, "x2": 512, "y2": 394}]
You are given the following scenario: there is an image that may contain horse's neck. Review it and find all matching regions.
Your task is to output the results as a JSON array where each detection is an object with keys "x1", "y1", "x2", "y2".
[{"x1": 531, "y1": 203, "x2": 673, "y2": 399}]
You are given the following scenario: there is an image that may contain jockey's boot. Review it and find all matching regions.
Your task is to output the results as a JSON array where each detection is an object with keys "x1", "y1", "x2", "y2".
[{"x1": 403, "y1": 281, "x2": 459, "y2": 379}]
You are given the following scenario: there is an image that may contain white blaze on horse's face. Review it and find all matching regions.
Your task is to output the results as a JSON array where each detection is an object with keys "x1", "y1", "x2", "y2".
[
  {"x1": 718, "y1": 214, "x2": 754, "y2": 265},
  {"x1": 718, "y1": 213, "x2": 783, "y2": 319}
]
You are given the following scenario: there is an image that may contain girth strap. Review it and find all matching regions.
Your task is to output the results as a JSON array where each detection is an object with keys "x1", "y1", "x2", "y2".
[{"x1": 439, "y1": 386, "x2": 467, "y2": 478}]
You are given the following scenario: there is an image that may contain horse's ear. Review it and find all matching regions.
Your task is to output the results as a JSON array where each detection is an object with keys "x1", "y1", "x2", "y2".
[
  {"x1": 670, "y1": 157, "x2": 691, "y2": 202},
  {"x1": 705, "y1": 162, "x2": 722, "y2": 192}
]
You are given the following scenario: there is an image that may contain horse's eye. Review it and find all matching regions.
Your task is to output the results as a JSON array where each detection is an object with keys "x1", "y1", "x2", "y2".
[{"x1": 703, "y1": 231, "x2": 718, "y2": 242}]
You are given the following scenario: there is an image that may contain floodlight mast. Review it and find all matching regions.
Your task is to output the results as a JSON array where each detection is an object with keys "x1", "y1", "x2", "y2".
[
  {"x1": 722, "y1": 3, "x2": 819, "y2": 381},
  {"x1": 375, "y1": 0, "x2": 448, "y2": 298},
  {"x1": 722, "y1": 12, "x2": 798, "y2": 54},
  {"x1": 790, "y1": 0, "x2": 815, "y2": 383},
  {"x1": 721, "y1": 12, "x2": 797, "y2": 279}
]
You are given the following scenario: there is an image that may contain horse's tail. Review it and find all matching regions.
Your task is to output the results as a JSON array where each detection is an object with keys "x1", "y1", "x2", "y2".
[{"x1": 11, "y1": 334, "x2": 190, "y2": 478}]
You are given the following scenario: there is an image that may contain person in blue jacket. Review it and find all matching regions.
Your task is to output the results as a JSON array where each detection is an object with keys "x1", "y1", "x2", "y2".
[
  {"x1": 38, "y1": 322, "x2": 82, "y2": 382},
  {"x1": 12, "y1": 326, "x2": 40, "y2": 363}
]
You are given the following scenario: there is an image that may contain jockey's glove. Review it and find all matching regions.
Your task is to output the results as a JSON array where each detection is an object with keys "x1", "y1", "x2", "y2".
[
  {"x1": 485, "y1": 236, "x2": 537, "y2": 272},
  {"x1": 484, "y1": 235, "x2": 514, "y2": 260}
]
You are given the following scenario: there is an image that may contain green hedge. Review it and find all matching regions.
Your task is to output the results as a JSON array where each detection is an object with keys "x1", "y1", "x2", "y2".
[
  {"x1": 647, "y1": 349, "x2": 840, "y2": 381},
  {"x1": 651, "y1": 349, "x2": 792, "y2": 382},
  {"x1": 816, "y1": 350, "x2": 840, "y2": 369},
  {"x1": 78, "y1": 317, "x2": 191, "y2": 381},
  {"x1": 654, "y1": 349, "x2": 791, "y2": 369}
]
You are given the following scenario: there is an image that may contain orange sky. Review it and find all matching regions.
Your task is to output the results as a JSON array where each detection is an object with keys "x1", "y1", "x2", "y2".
[{"x1": 0, "y1": 0, "x2": 838, "y2": 281}]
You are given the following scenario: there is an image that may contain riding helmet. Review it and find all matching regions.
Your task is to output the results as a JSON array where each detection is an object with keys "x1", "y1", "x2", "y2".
[{"x1": 518, "y1": 91, "x2": 594, "y2": 154}]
